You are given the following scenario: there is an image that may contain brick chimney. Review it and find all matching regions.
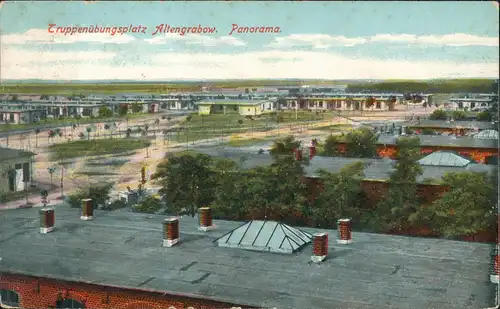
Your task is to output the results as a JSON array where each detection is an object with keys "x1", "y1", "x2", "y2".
[
  {"x1": 198, "y1": 207, "x2": 215, "y2": 232},
  {"x1": 295, "y1": 148, "x2": 303, "y2": 161},
  {"x1": 39, "y1": 207, "x2": 55, "y2": 234},
  {"x1": 337, "y1": 219, "x2": 352, "y2": 244},
  {"x1": 309, "y1": 142, "x2": 317, "y2": 159},
  {"x1": 163, "y1": 218, "x2": 179, "y2": 247},
  {"x1": 491, "y1": 250, "x2": 500, "y2": 283},
  {"x1": 311, "y1": 233, "x2": 328, "y2": 263},
  {"x1": 81, "y1": 199, "x2": 94, "y2": 221}
]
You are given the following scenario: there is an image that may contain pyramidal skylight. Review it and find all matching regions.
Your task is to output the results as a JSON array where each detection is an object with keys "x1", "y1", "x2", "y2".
[
  {"x1": 474, "y1": 130, "x2": 499, "y2": 139},
  {"x1": 418, "y1": 151, "x2": 471, "y2": 167},
  {"x1": 214, "y1": 220, "x2": 312, "y2": 254}
]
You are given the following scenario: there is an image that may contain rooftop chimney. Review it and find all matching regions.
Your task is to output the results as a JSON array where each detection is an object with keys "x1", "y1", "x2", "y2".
[
  {"x1": 309, "y1": 144, "x2": 317, "y2": 159},
  {"x1": 39, "y1": 207, "x2": 55, "y2": 234},
  {"x1": 163, "y1": 218, "x2": 180, "y2": 247},
  {"x1": 81, "y1": 199, "x2": 94, "y2": 221},
  {"x1": 337, "y1": 219, "x2": 352, "y2": 244},
  {"x1": 198, "y1": 207, "x2": 215, "y2": 232},
  {"x1": 491, "y1": 253, "x2": 499, "y2": 283},
  {"x1": 295, "y1": 148, "x2": 303, "y2": 161},
  {"x1": 311, "y1": 232, "x2": 328, "y2": 263}
]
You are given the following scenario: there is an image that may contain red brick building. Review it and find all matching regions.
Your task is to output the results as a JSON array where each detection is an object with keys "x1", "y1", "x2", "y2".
[
  {"x1": 335, "y1": 134, "x2": 499, "y2": 164},
  {"x1": 0, "y1": 206, "x2": 495, "y2": 309},
  {"x1": 0, "y1": 273, "x2": 245, "y2": 309}
]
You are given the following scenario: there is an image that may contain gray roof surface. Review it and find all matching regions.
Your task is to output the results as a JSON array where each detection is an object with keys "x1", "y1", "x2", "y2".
[
  {"x1": 0, "y1": 206, "x2": 494, "y2": 309},
  {"x1": 0, "y1": 146, "x2": 36, "y2": 160},
  {"x1": 377, "y1": 134, "x2": 498, "y2": 149},
  {"x1": 194, "y1": 149, "x2": 496, "y2": 182},
  {"x1": 406, "y1": 120, "x2": 496, "y2": 130}
]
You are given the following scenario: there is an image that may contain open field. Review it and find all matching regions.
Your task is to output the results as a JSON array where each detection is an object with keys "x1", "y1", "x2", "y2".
[
  {"x1": 0, "y1": 80, "x2": 328, "y2": 95},
  {"x1": 48, "y1": 138, "x2": 151, "y2": 160},
  {"x1": 0, "y1": 112, "x2": 155, "y2": 132},
  {"x1": 180, "y1": 111, "x2": 330, "y2": 127},
  {"x1": 310, "y1": 124, "x2": 353, "y2": 131},
  {"x1": 224, "y1": 137, "x2": 269, "y2": 147},
  {"x1": 1, "y1": 78, "x2": 495, "y2": 94}
]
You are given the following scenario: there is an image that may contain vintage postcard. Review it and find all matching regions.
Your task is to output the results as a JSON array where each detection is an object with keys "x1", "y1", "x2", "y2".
[{"x1": 0, "y1": 1, "x2": 498, "y2": 309}]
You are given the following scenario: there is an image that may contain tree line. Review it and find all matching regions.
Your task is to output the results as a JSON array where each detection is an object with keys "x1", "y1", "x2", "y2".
[
  {"x1": 150, "y1": 135, "x2": 497, "y2": 238},
  {"x1": 346, "y1": 79, "x2": 496, "y2": 94}
]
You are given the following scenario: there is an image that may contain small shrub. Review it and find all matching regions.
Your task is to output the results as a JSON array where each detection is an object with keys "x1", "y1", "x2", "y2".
[
  {"x1": 102, "y1": 199, "x2": 128, "y2": 211},
  {"x1": 429, "y1": 109, "x2": 447, "y2": 120},
  {"x1": 133, "y1": 196, "x2": 164, "y2": 214},
  {"x1": 477, "y1": 111, "x2": 491, "y2": 121},
  {"x1": 421, "y1": 128, "x2": 434, "y2": 135},
  {"x1": 452, "y1": 110, "x2": 467, "y2": 120}
]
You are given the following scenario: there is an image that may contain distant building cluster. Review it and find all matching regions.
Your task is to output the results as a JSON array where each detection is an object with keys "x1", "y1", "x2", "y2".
[{"x1": 0, "y1": 84, "x2": 437, "y2": 124}]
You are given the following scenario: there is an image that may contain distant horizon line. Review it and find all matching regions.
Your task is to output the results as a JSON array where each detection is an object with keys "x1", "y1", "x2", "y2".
[{"x1": 1, "y1": 77, "x2": 497, "y2": 84}]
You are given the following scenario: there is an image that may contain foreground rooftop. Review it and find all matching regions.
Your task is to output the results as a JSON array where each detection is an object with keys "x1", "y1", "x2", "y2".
[{"x1": 0, "y1": 206, "x2": 494, "y2": 309}]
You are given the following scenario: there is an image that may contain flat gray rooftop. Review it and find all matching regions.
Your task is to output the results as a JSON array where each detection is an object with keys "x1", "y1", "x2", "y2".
[{"x1": 0, "y1": 206, "x2": 495, "y2": 309}]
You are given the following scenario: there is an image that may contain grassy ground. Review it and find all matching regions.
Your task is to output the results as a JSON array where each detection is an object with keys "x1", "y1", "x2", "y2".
[
  {"x1": 310, "y1": 124, "x2": 353, "y2": 131},
  {"x1": 0, "y1": 81, "x2": 335, "y2": 95},
  {"x1": 0, "y1": 113, "x2": 152, "y2": 132},
  {"x1": 48, "y1": 138, "x2": 151, "y2": 160},
  {"x1": 225, "y1": 137, "x2": 269, "y2": 147},
  {"x1": 181, "y1": 110, "x2": 330, "y2": 128}
]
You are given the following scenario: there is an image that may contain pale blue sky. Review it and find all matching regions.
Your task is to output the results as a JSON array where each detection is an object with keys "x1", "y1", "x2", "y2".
[{"x1": 1, "y1": 1, "x2": 498, "y2": 80}]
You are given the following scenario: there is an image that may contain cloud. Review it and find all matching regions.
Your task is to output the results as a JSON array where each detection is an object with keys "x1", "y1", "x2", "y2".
[
  {"x1": 1, "y1": 48, "x2": 497, "y2": 80},
  {"x1": 266, "y1": 33, "x2": 499, "y2": 49},
  {"x1": 144, "y1": 34, "x2": 247, "y2": 47},
  {"x1": 1, "y1": 28, "x2": 136, "y2": 45},
  {"x1": 266, "y1": 34, "x2": 367, "y2": 49},
  {"x1": 370, "y1": 33, "x2": 499, "y2": 47},
  {"x1": 1, "y1": 47, "x2": 115, "y2": 67}
]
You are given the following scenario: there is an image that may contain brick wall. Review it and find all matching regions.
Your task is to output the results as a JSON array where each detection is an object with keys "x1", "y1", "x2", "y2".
[{"x1": 0, "y1": 272, "x2": 251, "y2": 309}]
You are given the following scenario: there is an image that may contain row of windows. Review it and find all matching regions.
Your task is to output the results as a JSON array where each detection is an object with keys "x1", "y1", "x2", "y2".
[{"x1": 0, "y1": 290, "x2": 84, "y2": 309}]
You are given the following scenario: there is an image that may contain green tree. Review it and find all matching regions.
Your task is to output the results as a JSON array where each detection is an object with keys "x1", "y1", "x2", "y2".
[
  {"x1": 269, "y1": 135, "x2": 301, "y2": 156},
  {"x1": 85, "y1": 127, "x2": 92, "y2": 140},
  {"x1": 429, "y1": 109, "x2": 448, "y2": 120},
  {"x1": 365, "y1": 96, "x2": 376, "y2": 109},
  {"x1": 152, "y1": 153, "x2": 215, "y2": 217},
  {"x1": 343, "y1": 128, "x2": 378, "y2": 158},
  {"x1": 34, "y1": 128, "x2": 41, "y2": 147},
  {"x1": 421, "y1": 128, "x2": 434, "y2": 135},
  {"x1": 308, "y1": 162, "x2": 366, "y2": 228},
  {"x1": 452, "y1": 110, "x2": 467, "y2": 120},
  {"x1": 374, "y1": 137, "x2": 423, "y2": 232},
  {"x1": 134, "y1": 196, "x2": 164, "y2": 214},
  {"x1": 131, "y1": 103, "x2": 143, "y2": 113},
  {"x1": 67, "y1": 183, "x2": 113, "y2": 209},
  {"x1": 416, "y1": 171, "x2": 497, "y2": 237},
  {"x1": 321, "y1": 134, "x2": 343, "y2": 157},
  {"x1": 264, "y1": 155, "x2": 309, "y2": 219},
  {"x1": 98, "y1": 106, "x2": 113, "y2": 118},
  {"x1": 476, "y1": 111, "x2": 491, "y2": 122},
  {"x1": 118, "y1": 104, "x2": 129, "y2": 116}
]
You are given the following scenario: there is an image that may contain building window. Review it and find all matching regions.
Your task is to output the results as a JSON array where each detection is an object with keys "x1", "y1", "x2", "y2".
[
  {"x1": 0, "y1": 289, "x2": 20, "y2": 308},
  {"x1": 56, "y1": 299, "x2": 85, "y2": 309}
]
